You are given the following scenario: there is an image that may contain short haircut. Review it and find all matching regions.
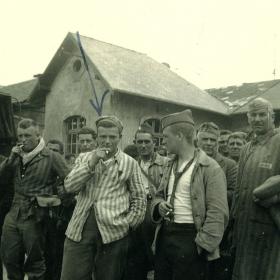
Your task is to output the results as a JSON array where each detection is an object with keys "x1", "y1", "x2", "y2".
[
  {"x1": 78, "y1": 126, "x2": 97, "y2": 139},
  {"x1": 169, "y1": 122, "x2": 195, "y2": 144},
  {"x1": 47, "y1": 139, "x2": 64, "y2": 154},
  {"x1": 134, "y1": 123, "x2": 154, "y2": 139},
  {"x1": 228, "y1": 132, "x2": 247, "y2": 144},
  {"x1": 17, "y1": 118, "x2": 40, "y2": 135},
  {"x1": 65, "y1": 154, "x2": 75, "y2": 161},
  {"x1": 220, "y1": 130, "x2": 232, "y2": 137},
  {"x1": 97, "y1": 120, "x2": 122, "y2": 135}
]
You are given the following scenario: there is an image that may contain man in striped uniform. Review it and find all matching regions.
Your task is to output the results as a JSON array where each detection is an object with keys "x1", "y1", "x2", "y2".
[
  {"x1": 232, "y1": 98, "x2": 280, "y2": 280},
  {"x1": 60, "y1": 116, "x2": 146, "y2": 280}
]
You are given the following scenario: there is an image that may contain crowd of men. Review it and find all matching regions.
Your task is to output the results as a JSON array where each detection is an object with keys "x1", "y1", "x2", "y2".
[{"x1": 0, "y1": 97, "x2": 279, "y2": 280}]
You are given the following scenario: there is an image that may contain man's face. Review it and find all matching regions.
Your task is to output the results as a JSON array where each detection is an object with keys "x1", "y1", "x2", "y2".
[
  {"x1": 163, "y1": 126, "x2": 180, "y2": 155},
  {"x1": 228, "y1": 137, "x2": 245, "y2": 159},
  {"x1": 97, "y1": 126, "x2": 121, "y2": 156},
  {"x1": 247, "y1": 109, "x2": 274, "y2": 135},
  {"x1": 78, "y1": 133, "x2": 97, "y2": 153},
  {"x1": 17, "y1": 126, "x2": 40, "y2": 152},
  {"x1": 197, "y1": 131, "x2": 218, "y2": 157},
  {"x1": 135, "y1": 132, "x2": 154, "y2": 157},
  {"x1": 47, "y1": 143, "x2": 62, "y2": 154},
  {"x1": 218, "y1": 135, "x2": 229, "y2": 155}
]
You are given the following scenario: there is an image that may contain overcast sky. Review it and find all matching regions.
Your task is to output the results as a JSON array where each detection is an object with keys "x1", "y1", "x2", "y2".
[{"x1": 0, "y1": 0, "x2": 279, "y2": 89}]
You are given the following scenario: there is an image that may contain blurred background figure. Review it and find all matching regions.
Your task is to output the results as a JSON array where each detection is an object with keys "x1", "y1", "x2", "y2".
[
  {"x1": 227, "y1": 132, "x2": 247, "y2": 163},
  {"x1": 123, "y1": 144, "x2": 139, "y2": 160},
  {"x1": 47, "y1": 139, "x2": 64, "y2": 155},
  {"x1": 78, "y1": 126, "x2": 97, "y2": 153},
  {"x1": 218, "y1": 130, "x2": 232, "y2": 157},
  {"x1": 65, "y1": 154, "x2": 76, "y2": 169}
]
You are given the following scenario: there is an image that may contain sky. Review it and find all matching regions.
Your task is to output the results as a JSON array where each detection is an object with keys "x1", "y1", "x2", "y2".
[{"x1": 0, "y1": 0, "x2": 280, "y2": 89}]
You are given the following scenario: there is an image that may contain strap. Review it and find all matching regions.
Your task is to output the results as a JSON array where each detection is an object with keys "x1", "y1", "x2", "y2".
[
  {"x1": 169, "y1": 154, "x2": 196, "y2": 209},
  {"x1": 139, "y1": 164, "x2": 159, "y2": 196}
]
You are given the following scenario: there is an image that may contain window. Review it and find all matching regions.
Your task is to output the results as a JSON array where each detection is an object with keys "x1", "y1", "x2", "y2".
[
  {"x1": 65, "y1": 116, "x2": 86, "y2": 154},
  {"x1": 143, "y1": 118, "x2": 163, "y2": 147},
  {"x1": 73, "y1": 59, "x2": 82, "y2": 72}
]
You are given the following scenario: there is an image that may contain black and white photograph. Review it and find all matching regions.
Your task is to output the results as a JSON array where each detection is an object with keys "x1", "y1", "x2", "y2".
[{"x1": 0, "y1": 1, "x2": 280, "y2": 279}]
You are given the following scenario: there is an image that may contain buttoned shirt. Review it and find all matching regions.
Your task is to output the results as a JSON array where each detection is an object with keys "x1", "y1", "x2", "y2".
[
  {"x1": 0, "y1": 147, "x2": 69, "y2": 219},
  {"x1": 64, "y1": 150, "x2": 146, "y2": 243}
]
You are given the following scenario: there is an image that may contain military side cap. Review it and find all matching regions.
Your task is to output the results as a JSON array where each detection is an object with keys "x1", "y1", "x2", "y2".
[
  {"x1": 161, "y1": 109, "x2": 194, "y2": 130},
  {"x1": 96, "y1": 115, "x2": 123, "y2": 133},
  {"x1": 198, "y1": 122, "x2": 220, "y2": 137}
]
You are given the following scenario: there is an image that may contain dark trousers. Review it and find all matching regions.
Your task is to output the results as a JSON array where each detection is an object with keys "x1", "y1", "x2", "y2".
[
  {"x1": 1, "y1": 210, "x2": 45, "y2": 280},
  {"x1": 154, "y1": 222, "x2": 206, "y2": 280},
  {"x1": 60, "y1": 207, "x2": 129, "y2": 280},
  {"x1": 123, "y1": 200, "x2": 155, "y2": 280},
  {"x1": 44, "y1": 218, "x2": 65, "y2": 280}
]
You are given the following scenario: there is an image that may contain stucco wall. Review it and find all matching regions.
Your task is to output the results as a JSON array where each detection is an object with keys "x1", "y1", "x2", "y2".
[
  {"x1": 112, "y1": 92, "x2": 229, "y2": 148},
  {"x1": 44, "y1": 56, "x2": 112, "y2": 145}
]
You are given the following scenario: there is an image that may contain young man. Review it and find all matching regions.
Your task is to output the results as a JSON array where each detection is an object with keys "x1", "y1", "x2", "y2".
[
  {"x1": 218, "y1": 130, "x2": 232, "y2": 157},
  {"x1": 227, "y1": 132, "x2": 247, "y2": 163},
  {"x1": 0, "y1": 118, "x2": 69, "y2": 280},
  {"x1": 197, "y1": 122, "x2": 237, "y2": 208},
  {"x1": 61, "y1": 116, "x2": 146, "y2": 280},
  {"x1": 124, "y1": 124, "x2": 168, "y2": 280},
  {"x1": 78, "y1": 126, "x2": 97, "y2": 153},
  {"x1": 151, "y1": 109, "x2": 228, "y2": 280},
  {"x1": 231, "y1": 98, "x2": 280, "y2": 279}
]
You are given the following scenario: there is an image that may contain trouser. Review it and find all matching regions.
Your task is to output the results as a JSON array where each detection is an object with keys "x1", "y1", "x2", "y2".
[
  {"x1": 60, "y1": 207, "x2": 129, "y2": 280},
  {"x1": 44, "y1": 217, "x2": 65, "y2": 280},
  {"x1": 154, "y1": 222, "x2": 206, "y2": 280},
  {"x1": 1, "y1": 210, "x2": 46, "y2": 280},
  {"x1": 123, "y1": 198, "x2": 155, "y2": 280}
]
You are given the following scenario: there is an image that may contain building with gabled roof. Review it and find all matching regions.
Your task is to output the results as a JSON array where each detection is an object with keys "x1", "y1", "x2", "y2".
[
  {"x1": 24, "y1": 32, "x2": 229, "y2": 154},
  {"x1": 207, "y1": 79, "x2": 280, "y2": 131}
]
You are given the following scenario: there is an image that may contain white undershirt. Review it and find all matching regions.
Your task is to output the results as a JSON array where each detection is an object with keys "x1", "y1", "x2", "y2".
[
  {"x1": 167, "y1": 159, "x2": 196, "y2": 223},
  {"x1": 140, "y1": 160, "x2": 151, "y2": 194}
]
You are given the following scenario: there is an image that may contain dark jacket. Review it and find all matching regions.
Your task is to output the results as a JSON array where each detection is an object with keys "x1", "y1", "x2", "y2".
[
  {"x1": 151, "y1": 149, "x2": 229, "y2": 260},
  {"x1": 231, "y1": 129, "x2": 280, "y2": 280},
  {"x1": 214, "y1": 153, "x2": 237, "y2": 207}
]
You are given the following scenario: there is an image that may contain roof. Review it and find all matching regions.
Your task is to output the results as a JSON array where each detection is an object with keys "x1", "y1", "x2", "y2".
[
  {"x1": 207, "y1": 79, "x2": 280, "y2": 114},
  {"x1": 40, "y1": 32, "x2": 228, "y2": 115},
  {"x1": 0, "y1": 79, "x2": 38, "y2": 103}
]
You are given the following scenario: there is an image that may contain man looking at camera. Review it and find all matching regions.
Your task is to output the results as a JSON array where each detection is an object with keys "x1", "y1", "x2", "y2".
[
  {"x1": 60, "y1": 116, "x2": 146, "y2": 280},
  {"x1": 151, "y1": 109, "x2": 228, "y2": 280},
  {"x1": 0, "y1": 118, "x2": 69, "y2": 280}
]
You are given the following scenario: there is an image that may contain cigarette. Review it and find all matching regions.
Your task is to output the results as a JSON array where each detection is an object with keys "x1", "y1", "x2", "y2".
[{"x1": 105, "y1": 150, "x2": 109, "y2": 155}]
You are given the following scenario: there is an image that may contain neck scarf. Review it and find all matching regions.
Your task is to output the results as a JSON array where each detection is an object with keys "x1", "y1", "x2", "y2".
[{"x1": 21, "y1": 138, "x2": 45, "y2": 165}]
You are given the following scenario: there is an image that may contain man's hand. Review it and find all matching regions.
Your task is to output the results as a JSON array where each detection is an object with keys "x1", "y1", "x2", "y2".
[
  {"x1": 158, "y1": 201, "x2": 174, "y2": 218},
  {"x1": 8, "y1": 145, "x2": 22, "y2": 163},
  {"x1": 253, "y1": 194, "x2": 280, "y2": 208},
  {"x1": 88, "y1": 148, "x2": 108, "y2": 170}
]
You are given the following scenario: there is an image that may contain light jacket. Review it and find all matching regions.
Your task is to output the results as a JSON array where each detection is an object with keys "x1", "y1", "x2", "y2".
[{"x1": 151, "y1": 149, "x2": 229, "y2": 260}]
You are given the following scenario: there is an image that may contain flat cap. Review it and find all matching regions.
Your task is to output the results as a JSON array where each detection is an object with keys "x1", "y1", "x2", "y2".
[
  {"x1": 198, "y1": 122, "x2": 220, "y2": 137},
  {"x1": 161, "y1": 109, "x2": 194, "y2": 130},
  {"x1": 96, "y1": 115, "x2": 123, "y2": 133}
]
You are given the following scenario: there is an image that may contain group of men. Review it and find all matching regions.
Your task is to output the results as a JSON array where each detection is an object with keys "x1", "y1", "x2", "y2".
[{"x1": 0, "y1": 97, "x2": 279, "y2": 280}]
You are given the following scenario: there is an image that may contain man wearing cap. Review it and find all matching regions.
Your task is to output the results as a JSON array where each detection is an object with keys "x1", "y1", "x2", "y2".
[
  {"x1": 197, "y1": 122, "x2": 237, "y2": 208},
  {"x1": 231, "y1": 98, "x2": 280, "y2": 280},
  {"x1": 60, "y1": 115, "x2": 146, "y2": 280},
  {"x1": 227, "y1": 132, "x2": 247, "y2": 163},
  {"x1": 124, "y1": 123, "x2": 168, "y2": 280},
  {"x1": 218, "y1": 130, "x2": 232, "y2": 157},
  {"x1": 151, "y1": 110, "x2": 228, "y2": 280}
]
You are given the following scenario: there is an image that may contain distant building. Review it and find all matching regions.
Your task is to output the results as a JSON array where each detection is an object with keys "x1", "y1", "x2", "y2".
[{"x1": 207, "y1": 79, "x2": 280, "y2": 131}]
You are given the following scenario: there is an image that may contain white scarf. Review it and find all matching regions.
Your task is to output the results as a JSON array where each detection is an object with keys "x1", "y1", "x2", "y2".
[{"x1": 21, "y1": 138, "x2": 46, "y2": 165}]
